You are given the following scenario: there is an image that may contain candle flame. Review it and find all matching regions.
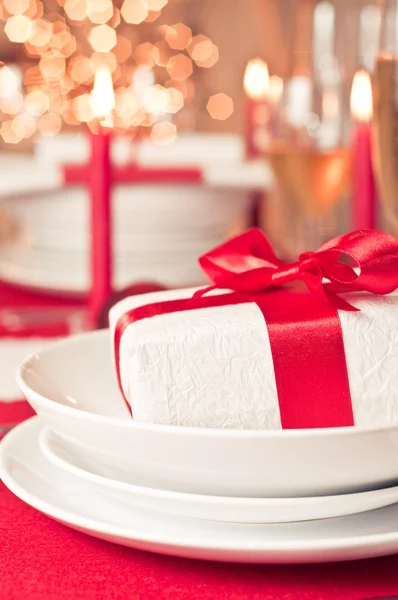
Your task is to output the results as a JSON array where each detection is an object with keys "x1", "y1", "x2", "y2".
[
  {"x1": 350, "y1": 70, "x2": 373, "y2": 122},
  {"x1": 90, "y1": 67, "x2": 115, "y2": 121},
  {"x1": 244, "y1": 58, "x2": 269, "y2": 100}
]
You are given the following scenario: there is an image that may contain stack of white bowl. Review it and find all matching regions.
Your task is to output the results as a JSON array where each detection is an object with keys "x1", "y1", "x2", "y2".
[
  {"x1": 3, "y1": 328, "x2": 398, "y2": 564},
  {"x1": 0, "y1": 134, "x2": 269, "y2": 296}
]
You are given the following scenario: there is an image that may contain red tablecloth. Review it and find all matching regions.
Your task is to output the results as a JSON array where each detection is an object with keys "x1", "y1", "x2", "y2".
[{"x1": 1, "y1": 482, "x2": 398, "y2": 600}]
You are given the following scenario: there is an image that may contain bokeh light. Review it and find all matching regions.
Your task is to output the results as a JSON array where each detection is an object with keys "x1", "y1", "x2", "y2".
[
  {"x1": 144, "y1": 10, "x2": 160, "y2": 23},
  {"x1": 11, "y1": 112, "x2": 37, "y2": 138},
  {"x1": 142, "y1": 84, "x2": 169, "y2": 114},
  {"x1": 0, "y1": 121, "x2": 22, "y2": 144},
  {"x1": 4, "y1": 0, "x2": 30, "y2": 15},
  {"x1": 193, "y1": 42, "x2": 219, "y2": 68},
  {"x1": 39, "y1": 52, "x2": 66, "y2": 79},
  {"x1": 64, "y1": 0, "x2": 87, "y2": 22},
  {"x1": 166, "y1": 54, "x2": 193, "y2": 81},
  {"x1": 165, "y1": 23, "x2": 191, "y2": 50},
  {"x1": 25, "y1": 0, "x2": 43, "y2": 19},
  {"x1": 121, "y1": 0, "x2": 148, "y2": 24},
  {"x1": 115, "y1": 87, "x2": 137, "y2": 118},
  {"x1": 153, "y1": 41, "x2": 169, "y2": 67},
  {"x1": 90, "y1": 51, "x2": 117, "y2": 73},
  {"x1": 73, "y1": 93, "x2": 93, "y2": 122},
  {"x1": 0, "y1": 66, "x2": 21, "y2": 99},
  {"x1": 37, "y1": 112, "x2": 63, "y2": 136},
  {"x1": 25, "y1": 88, "x2": 50, "y2": 116},
  {"x1": 0, "y1": 92, "x2": 24, "y2": 114},
  {"x1": 50, "y1": 31, "x2": 76, "y2": 57},
  {"x1": 145, "y1": 0, "x2": 167, "y2": 9},
  {"x1": 28, "y1": 18, "x2": 53, "y2": 47},
  {"x1": 134, "y1": 42, "x2": 156, "y2": 68},
  {"x1": 207, "y1": 93, "x2": 234, "y2": 120},
  {"x1": 69, "y1": 55, "x2": 93, "y2": 83},
  {"x1": 0, "y1": 0, "x2": 220, "y2": 144},
  {"x1": 166, "y1": 87, "x2": 184, "y2": 113},
  {"x1": 150, "y1": 121, "x2": 176, "y2": 145},
  {"x1": 89, "y1": 24, "x2": 117, "y2": 52},
  {"x1": 168, "y1": 78, "x2": 194, "y2": 100},
  {"x1": 87, "y1": 0, "x2": 113, "y2": 24},
  {"x1": 5, "y1": 15, "x2": 33, "y2": 42},
  {"x1": 113, "y1": 35, "x2": 132, "y2": 63}
]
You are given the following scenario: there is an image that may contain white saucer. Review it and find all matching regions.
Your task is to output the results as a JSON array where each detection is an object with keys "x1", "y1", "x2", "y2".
[
  {"x1": 39, "y1": 423, "x2": 398, "y2": 524},
  {"x1": 3, "y1": 418, "x2": 398, "y2": 563}
]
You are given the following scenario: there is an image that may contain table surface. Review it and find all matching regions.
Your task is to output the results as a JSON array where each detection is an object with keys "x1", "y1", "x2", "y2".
[{"x1": 1, "y1": 481, "x2": 398, "y2": 600}]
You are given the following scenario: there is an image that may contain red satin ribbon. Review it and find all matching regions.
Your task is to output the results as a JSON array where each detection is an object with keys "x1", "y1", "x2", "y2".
[{"x1": 115, "y1": 228, "x2": 398, "y2": 429}]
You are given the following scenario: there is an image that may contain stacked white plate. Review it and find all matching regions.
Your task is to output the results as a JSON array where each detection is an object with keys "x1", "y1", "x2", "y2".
[
  {"x1": 3, "y1": 330, "x2": 398, "y2": 563},
  {"x1": 0, "y1": 186, "x2": 251, "y2": 294},
  {"x1": 0, "y1": 134, "x2": 267, "y2": 296}
]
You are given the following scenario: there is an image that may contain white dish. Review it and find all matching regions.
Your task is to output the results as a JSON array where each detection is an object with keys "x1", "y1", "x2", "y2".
[
  {"x1": 3, "y1": 418, "x2": 398, "y2": 564},
  {"x1": 5, "y1": 186, "x2": 251, "y2": 248},
  {"x1": 0, "y1": 247, "x2": 206, "y2": 293},
  {"x1": 29, "y1": 228, "x2": 230, "y2": 254},
  {"x1": 39, "y1": 424, "x2": 398, "y2": 524},
  {"x1": 16, "y1": 330, "x2": 398, "y2": 498}
]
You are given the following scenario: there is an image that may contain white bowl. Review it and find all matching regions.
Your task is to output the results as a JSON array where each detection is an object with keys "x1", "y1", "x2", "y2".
[{"x1": 16, "y1": 330, "x2": 398, "y2": 498}]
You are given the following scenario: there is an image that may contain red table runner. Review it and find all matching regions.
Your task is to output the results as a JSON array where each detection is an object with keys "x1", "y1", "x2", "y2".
[{"x1": 1, "y1": 482, "x2": 398, "y2": 600}]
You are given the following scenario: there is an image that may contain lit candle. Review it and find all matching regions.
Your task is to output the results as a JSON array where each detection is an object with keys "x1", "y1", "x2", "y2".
[
  {"x1": 243, "y1": 58, "x2": 269, "y2": 158},
  {"x1": 88, "y1": 66, "x2": 115, "y2": 327},
  {"x1": 350, "y1": 69, "x2": 376, "y2": 230}
]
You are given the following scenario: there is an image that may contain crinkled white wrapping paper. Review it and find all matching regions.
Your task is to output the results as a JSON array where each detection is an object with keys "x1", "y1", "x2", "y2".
[{"x1": 110, "y1": 288, "x2": 398, "y2": 429}]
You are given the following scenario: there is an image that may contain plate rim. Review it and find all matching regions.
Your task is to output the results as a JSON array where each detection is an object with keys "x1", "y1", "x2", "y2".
[
  {"x1": 2, "y1": 417, "x2": 398, "y2": 557},
  {"x1": 38, "y1": 423, "x2": 398, "y2": 522}
]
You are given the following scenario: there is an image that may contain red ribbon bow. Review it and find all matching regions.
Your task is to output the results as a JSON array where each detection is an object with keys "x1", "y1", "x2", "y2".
[{"x1": 195, "y1": 228, "x2": 398, "y2": 311}]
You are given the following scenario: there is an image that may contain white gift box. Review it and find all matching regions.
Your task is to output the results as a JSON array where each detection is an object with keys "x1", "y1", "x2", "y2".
[{"x1": 110, "y1": 287, "x2": 398, "y2": 430}]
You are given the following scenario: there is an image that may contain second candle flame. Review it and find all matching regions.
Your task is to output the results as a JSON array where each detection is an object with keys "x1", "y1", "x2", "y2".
[
  {"x1": 244, "y1": 59, "x2": 269, "y2": 100},
  {"x1": 350, "y1": 70, "x2": 373, "y2": 123}
]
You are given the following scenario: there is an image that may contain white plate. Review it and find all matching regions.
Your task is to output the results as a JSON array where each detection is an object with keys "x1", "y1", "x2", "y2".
[
  {"x1": 29, "y1": 227, "x2": 231, "y2": 254},
  {"x1": 5, "y1": 186, "x2": 251, "y2": 249},
  {"x1": 3, "y1": 418, "x2": 398, "y2": 564},
  {"x1": 0, "y1": 248, "x2": 206, "y2": 293},
  {"x1": 39, "y1": 424, "x2": 398, "y2": 524},
  {"x1": 16, "y1": 330, "x2": 398, "y2": 498}
]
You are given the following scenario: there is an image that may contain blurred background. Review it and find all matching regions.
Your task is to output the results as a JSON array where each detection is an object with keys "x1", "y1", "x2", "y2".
[{"x1": 0, "y1": 0, "x2": 394, "y2": 432}]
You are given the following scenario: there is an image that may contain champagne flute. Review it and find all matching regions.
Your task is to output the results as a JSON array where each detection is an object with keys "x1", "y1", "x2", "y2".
[
  {"x1": 263, "y1": 0, "x2": 377, "y2": 258},
  {"x1": 372, "y1": 0, "x2": 398, "y2": 237}
]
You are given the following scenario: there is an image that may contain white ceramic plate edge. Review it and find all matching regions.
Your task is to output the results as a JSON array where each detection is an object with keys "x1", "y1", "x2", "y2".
[
  {"x1": 39, "y1": 424, "x2": 398, "y2": 524},
  {"x1": 3, "y1": 419, "x2": 398, "y2": 563}
]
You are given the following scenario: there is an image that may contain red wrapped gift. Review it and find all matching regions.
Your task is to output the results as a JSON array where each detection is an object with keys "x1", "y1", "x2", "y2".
[{"x1": 111, "y1": 229, "x2": 398, "y2": 430}]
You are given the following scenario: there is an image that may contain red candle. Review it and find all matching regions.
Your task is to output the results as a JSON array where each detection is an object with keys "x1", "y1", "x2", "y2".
[
  {"x1": 350, "y1": 70, "x2": 376, "y2": 230},
  {"x1": 88, "y1": 67, "x2": 114, "y2": 328},
  {"x1": 243, "y1": 59, "x2": 269, "y2": 159},
  {"x1": 89, "y1": 128, "x2": 111, "y2": 327}
]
